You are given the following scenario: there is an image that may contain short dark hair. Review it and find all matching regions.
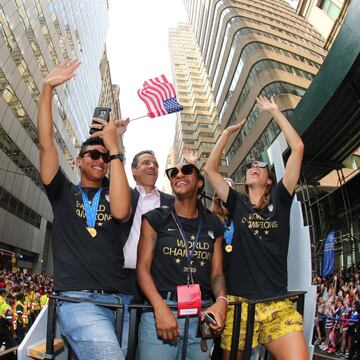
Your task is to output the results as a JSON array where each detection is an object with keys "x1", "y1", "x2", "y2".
[
  {"x1": 79, "y1": 137, "x2": 106, "y2": 156},
  {"x1": 131, "y1": 150, "x2": 156, "y2": 168}
]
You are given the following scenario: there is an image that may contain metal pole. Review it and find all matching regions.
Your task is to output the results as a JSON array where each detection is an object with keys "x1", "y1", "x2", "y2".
[
  {"x1": 243, "y1": 303, "x2": 256, "y2": 360},
  {"x1": 296, "y1": 294, "x2": 305, "y2": 316},
  {"x1": 115, "y1": 306, "x2": 124, "y2": 346},
  {"x1": 230, "y1": 302, "x2": 242, "y2": 360},
  {"x1": 181, "y1": 317, "x2": 190, "y2": 360},
  {"x1": 45, "y1": 298, "x2": 56, "y2": 359},
  {"x1": 127, "y1": 307, "x2": 139, "y2": 360},
  {"x1": 129, "y1": 114, "x2": 148, "y2": 121}
]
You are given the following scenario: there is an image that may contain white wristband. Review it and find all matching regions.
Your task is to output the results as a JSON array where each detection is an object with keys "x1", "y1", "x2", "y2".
[{"x1": 216, "y1": 296, "x2": 229, "y2": 305}]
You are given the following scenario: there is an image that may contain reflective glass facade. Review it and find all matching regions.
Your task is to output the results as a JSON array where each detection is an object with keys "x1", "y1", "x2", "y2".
[{"x1": 183, "y1": 0, "x2": 326, "y2": 182}]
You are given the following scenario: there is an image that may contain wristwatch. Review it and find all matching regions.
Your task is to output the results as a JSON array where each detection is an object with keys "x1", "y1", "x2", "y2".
[{"x1": 109, "y1": 153, "x2": 125, "y2": 162}]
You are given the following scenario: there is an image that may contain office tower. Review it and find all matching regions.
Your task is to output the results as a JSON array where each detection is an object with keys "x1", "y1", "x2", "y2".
[
  {"x1": 181, "y1": 0, "x2": 326, "y2": 187},
  {"x1": 169, "y1": 23, "x2": 227, "y2": 184},
  {"x1": 0, "y1": 0, "x2": 112, "y2": 272}
]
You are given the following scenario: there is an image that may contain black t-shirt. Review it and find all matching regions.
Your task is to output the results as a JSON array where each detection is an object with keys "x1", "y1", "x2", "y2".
[
  {"x1": 143, "y1": 206, "x2": 224, "y2": 293},
  {"x1": 44, "y1": 170, "x2": 128, "y2": 291},
  {"x1": 225, "y1": 180, "x2": 294, "y2": 300}
]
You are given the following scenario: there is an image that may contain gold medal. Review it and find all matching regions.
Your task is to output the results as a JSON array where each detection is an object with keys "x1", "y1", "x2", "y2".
[
  {"x1": 87, "y1": 227, "x2": 97, "y2": 237},
  {"x1": 225, "y1": 245, "x2": 233, "y2": 253}
]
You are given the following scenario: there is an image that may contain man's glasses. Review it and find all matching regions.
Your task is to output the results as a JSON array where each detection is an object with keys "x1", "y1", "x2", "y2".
[
  {"x1": 165, "y1": 164, "x2": 198, "y2": 180},
  {"x1": 244, "y1": 161, "x2": 268, "y2": 170},
  {"x1": 80, "y1": 149, "x2": 110, "y2": 163}
]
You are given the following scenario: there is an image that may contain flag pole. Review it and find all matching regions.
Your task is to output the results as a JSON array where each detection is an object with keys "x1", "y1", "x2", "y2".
[{"x1": 129, "y1": 114, "x2": 148, "y2": 122}]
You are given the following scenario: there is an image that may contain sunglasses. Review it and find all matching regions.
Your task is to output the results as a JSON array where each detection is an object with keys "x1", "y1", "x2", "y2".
[
  {"x1": 80, "y1": 149, "x2": 110, "y2": 163},
  {"x1": 165, "y1": 164, "x2": 198, "y2": 180},
  {"x1": 244, "y1": 161, "x2": 269, "y2": 170}
]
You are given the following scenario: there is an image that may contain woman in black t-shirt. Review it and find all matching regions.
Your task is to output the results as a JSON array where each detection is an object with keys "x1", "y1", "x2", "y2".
[
  {"x1": 136, "y1": 163, "x2": 227, "y2": 359},
  {"x1": 204, "y1": 96, "x2": 307, "y2": 359}
]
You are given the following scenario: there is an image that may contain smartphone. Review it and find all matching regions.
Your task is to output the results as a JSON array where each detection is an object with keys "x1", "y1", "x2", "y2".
[
  {"x1": 203, "y1": 312, "x2": 217, "y2": 326},
  {"x1": 89, "y1": 107, "x2": 111, "y2": 135}
]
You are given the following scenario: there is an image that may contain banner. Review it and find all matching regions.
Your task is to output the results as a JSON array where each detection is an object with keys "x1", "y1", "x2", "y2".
[{"x1": 323, "y1": 231, "x2": 335, "y2": 277}]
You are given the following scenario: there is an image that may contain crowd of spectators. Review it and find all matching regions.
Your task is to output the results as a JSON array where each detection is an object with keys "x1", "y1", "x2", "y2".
[
  {"x1": 3, "y1": 265, "x2": 360, "y2": 359},
  {"x1": 0, "y1": 269, "x2": 53, "y2": 358},
  {"x1": 314, "y1": 264, "x2": 360, "y2": 359}
]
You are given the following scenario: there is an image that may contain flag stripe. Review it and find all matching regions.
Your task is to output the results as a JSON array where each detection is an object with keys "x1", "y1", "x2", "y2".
[
  {"x1": 138, "y1": 88, "x2": 166, "y2": 117},
  {"x1": 137, "y1": 89, "x2": 155, "y2": 118},
  {"x1": 150, "y1": 77, "x2": 171, "y2": 99},
  {"x1": 138, "y1": 89, "x2": 160, "y2": 117},
  {"x1": 144, "y1": 88, "x2": 167, "y2": 116},
  {"x1": 137, "y1": 74, "x2": 183, "y2": 118},
  {"x1": 148, "y1": 79, "x2": 169, "y2": 100},
  {"x1": 160, "y1": 74, "x2": 177, "y2": 98}
]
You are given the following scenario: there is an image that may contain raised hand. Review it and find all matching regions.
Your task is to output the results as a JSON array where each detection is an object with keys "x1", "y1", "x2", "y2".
[
  {"x1": 114, "y1": 115, "x2": 129, "y2": 137},
  {"x1": 183, "y1": 144, "x2": 199, "y2": 165},
  {"x1": 223, "y1": 118, "x2": 246, "y2": 136},
  {"x1": 256, "y1": 95, "x2": 279, "y2": 113},
  {"x1": 89, "y1": 115, "x2": 119, "y2": 154},
  {"x1": 43, "y1": 59, "x2": 81, "y2": 88}
]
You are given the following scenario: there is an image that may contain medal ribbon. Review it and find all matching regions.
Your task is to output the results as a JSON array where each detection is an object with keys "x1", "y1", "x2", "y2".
[
  {"x1": 171, "y1": 210, "x2": 202, "y2": 285},
  {"x1": 80, "y1": 187, "x2": 101, "y2": 228},
  {"x1": 224, "y1": 220, "x2": 234, "y2": 246}
]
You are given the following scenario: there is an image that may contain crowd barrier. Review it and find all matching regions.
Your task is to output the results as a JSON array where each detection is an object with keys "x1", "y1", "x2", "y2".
[
  {"x1": 40, "y1": 290, "x2": 306, "y2": 360},
  {"x1": 0, "y1": 346, "x2": 18, "y2": 358},
  {"x1": 318, "y1": 314, "x2": 358, "y2": 323}
]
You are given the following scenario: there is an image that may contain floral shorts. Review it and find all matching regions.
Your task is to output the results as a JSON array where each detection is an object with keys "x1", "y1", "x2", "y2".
[{"x1": 221, "y1": 295, "x2": 303, "y2": 351}]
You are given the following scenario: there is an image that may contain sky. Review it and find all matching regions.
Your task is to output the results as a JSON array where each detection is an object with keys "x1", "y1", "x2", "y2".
[{"x1": 106, "y1": 0, "x2": 187, "y2": 190}]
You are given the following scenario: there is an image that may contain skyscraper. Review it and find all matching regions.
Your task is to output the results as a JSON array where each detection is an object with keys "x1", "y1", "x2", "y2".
[
  {"x1": 181, "y1": 0, "x2": 326, "y2": 186},
  {"x1": 169, "y1": 22, "x2": 227, "y2": 190},
  {"x1": 0, "y1": 0, "x2": 112, "y2": 272},
  {"x1": 169, "y1": 23, "x2": 218, "y2": 166}
]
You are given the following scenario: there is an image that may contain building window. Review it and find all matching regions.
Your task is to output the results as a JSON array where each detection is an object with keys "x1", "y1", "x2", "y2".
[
  {"x1": 0, "y1": 127, "x2": 44, "y2": 191},
  {"x1": 317, "y1": 0, "x2": 341, "y2": 20},
  {"x1": 0, "y1": 186, "x2": 41, "y2": 228},
  {"x1": 230, "y1": 110, "x2": 294, "y2": 183},
  {"x1": 225, "y1": 82, "x2": 304, "y2": 163}
]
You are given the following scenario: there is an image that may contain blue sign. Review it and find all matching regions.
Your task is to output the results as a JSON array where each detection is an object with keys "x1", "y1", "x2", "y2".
[{"x1": 323, "y1": 231, "x2": 335, "y2": 277}]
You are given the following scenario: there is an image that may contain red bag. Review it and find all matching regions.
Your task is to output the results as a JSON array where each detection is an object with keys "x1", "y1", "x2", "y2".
[{"x1": 177, "y1": 284, "x2": 202, "y2": 317}]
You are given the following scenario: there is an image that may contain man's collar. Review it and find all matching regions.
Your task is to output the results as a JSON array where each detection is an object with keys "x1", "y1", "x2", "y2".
[{"x1": 135, "y1": 185, "x2": 160, "y2": 197}]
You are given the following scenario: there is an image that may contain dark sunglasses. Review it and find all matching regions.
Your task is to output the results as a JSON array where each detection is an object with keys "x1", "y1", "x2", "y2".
[
  {"x1": 165, "y1": 164, "x2": 198, "y2": 180},
  {"x1": 80, "y1": 149, "x2": 110, "y2": 163},
  {"x1": 244, "y1": 161, "x2": 268, "y2": 170}
]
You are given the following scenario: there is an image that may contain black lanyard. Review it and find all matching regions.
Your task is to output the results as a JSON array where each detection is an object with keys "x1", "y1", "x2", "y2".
[{"x1": 171, "y1": 210, "x2": 202, "y2": 285}]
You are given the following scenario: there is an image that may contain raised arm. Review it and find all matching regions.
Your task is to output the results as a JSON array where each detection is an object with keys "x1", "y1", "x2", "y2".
[
  {"x1": 90, "y1": 113, "x2": 131, "y2": 221},
  {"x1": 203, "y1": 120, "x2": 246, "y2": 202},
  {"x1": 256, "y1": 96, "x2": 304, "y2": 194},
  {"x1": 38, "y1": 59, "x2": 80, "y2": 184},
  {"x1": 137, "y1": 219, "x2": 180, "y2": 341}
]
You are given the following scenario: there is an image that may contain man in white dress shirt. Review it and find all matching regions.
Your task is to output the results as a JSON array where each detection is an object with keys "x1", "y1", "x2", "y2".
[{"x1": 119, "y1": 150, "x2": 173, "y2": 355}]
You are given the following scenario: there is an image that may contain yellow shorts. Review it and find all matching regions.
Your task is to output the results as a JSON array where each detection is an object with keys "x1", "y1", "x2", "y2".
[{"x1": 221, "y1": 295, "x2": 303, "y2": 351}]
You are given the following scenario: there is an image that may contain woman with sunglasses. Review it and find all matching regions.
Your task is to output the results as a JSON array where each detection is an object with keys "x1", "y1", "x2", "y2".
[
  {"x1": 204, "y1": 96, "x2": 307, "y2": 359},
  {"x1": 136, "y1": 162, "x2": 227, "y2": 359}
]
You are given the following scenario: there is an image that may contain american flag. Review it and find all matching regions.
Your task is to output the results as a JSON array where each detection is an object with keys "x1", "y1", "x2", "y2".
[{"x1": 137, "y1": 75, "x2": 183, "y2": 118}]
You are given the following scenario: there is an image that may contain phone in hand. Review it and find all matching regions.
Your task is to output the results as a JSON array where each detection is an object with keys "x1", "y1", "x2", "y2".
[
  {"x1": 203, "y1": 312, "x2": 217, "y2": 326},
  {"x1": 89, "y1": 107, "x2": 111, "y2": 135},
  {"x1": 198, "y1": 312, "x2": 218, "y2": 339}
]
